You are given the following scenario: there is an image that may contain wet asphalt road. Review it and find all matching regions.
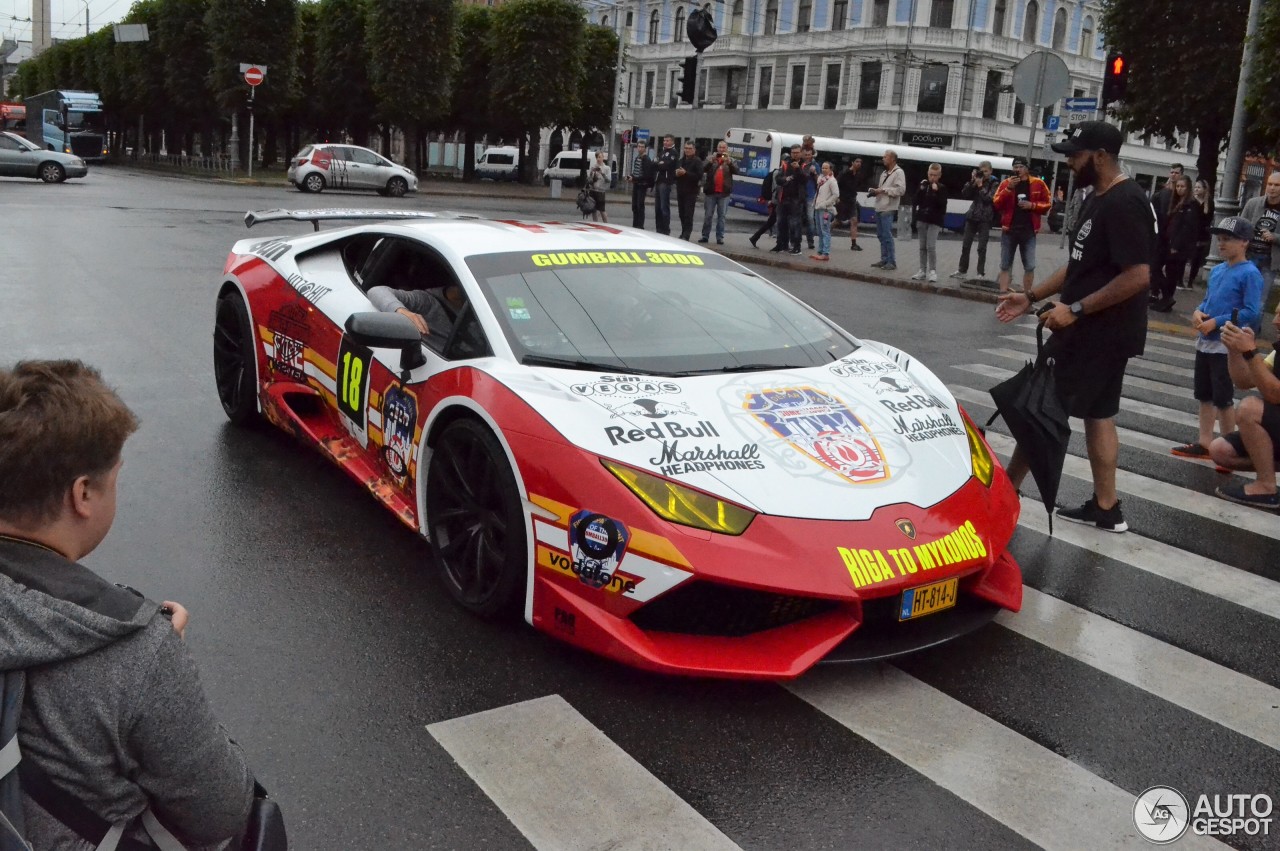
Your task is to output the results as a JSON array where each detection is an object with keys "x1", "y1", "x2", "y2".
[{"x1": 2, "y1": 167, "x2": 1276, "y2": 850}]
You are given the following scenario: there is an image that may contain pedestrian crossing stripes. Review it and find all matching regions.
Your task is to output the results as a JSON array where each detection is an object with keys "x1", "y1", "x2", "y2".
[{"x1": 423, "y1": 325, "x2": 1277, "y2": 851}]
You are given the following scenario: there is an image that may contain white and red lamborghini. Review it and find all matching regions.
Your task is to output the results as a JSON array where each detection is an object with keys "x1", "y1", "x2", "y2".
[{"x1": 212, "y1": 209, "x2": 1022, "y2": 680}]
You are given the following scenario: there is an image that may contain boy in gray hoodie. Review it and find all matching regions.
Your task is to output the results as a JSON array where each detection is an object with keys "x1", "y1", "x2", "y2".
[{"x1": 0, "y1": 360, "x2": 252, "y2": 849}]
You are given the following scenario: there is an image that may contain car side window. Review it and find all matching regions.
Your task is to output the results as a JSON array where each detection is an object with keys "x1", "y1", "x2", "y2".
[
  {"x1": 442, "y1": 304, "x2": 492, "y2": 361},
  {"x1": 349, "y1": 148, "x2": 381, "y2": 166},
  {"x1": 0, "y1": 136, "x2": 22, "y2": 151}
]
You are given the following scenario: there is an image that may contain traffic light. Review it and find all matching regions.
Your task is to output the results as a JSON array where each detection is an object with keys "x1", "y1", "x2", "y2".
[
  {"x1": 678, "y1": 55, "x2": 698, "y2": 105},
  {"x1": 1102, "y1": 52, "x2": 1129, "y2": 105}
]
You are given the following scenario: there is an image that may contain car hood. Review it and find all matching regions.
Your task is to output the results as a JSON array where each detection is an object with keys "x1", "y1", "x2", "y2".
[{"x1": 501, "y1": 343, "x2": 977, "y2": 521}]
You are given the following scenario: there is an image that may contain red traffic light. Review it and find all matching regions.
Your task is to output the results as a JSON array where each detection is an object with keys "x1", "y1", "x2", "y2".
[{"x1": 1110, "y1": 56, "x2": 1125, "y2": 76}]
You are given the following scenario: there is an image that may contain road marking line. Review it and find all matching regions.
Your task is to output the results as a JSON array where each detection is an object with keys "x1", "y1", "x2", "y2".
[
  {"x1": 1002, "y1": 331, "x2": 1196, "y2": 362},
  {"x1": 983, "y1": 430, "x2": 1280, "y2": 542},
  {"x1": 951, "y1": 384, "x2": 1254, "y2": 479},
  {"x1": 996, "y1": 336, "x2": 1195, "y2": 378},
  {"x1": 998, "y1": 588, "x2": 1280, "y2": 750},
  {"x1": 789, "y1": 666, "x2": 1229, "y2": 851},
  {"x1": 977, "y1": 350, "x2": 1189, "y2": 398},
  {"x1": 953, "y1": 363, "x2": 1200, "y2": 428},
  {"x1": 428, "y1": 695, "x2": 742, "y2": 851}
]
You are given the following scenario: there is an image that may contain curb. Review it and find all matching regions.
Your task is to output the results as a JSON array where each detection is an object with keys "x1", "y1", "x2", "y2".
[{"x1": 716, "y1": 247, "x2": 1213, "y2": 341}]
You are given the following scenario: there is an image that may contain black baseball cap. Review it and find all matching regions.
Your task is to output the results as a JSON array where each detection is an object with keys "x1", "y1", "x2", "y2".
[
  {"x1": 1051, "y1": 121, "x2": 1124, "y2": 156},
  {"x1": 1011, "y1": 155, "x2": 1029, "y2": 167}
]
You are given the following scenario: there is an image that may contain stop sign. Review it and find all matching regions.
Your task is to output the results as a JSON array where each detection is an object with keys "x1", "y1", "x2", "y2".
[{"x1": 244, "y1": 66, "x2": 264, "y2": 87}]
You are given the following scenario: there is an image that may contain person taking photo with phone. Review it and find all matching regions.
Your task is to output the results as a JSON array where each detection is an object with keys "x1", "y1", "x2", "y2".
[{"x1": 993, "y1": 156, "x2": 1052, "y2": 295}]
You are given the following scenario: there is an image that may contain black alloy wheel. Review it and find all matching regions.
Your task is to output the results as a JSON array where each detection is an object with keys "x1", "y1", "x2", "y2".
[
  {"x1": 426, "y1": 418, "x2": 527, "y2": 618},
  {"x1": 39, "y1": 162, "x2": 65, "y2": 183},
  {"x1": 386, "y1": 176, "x2": 408, "y2": 198},
  {"x1": 212, "y1": 293, "x2": 260, "y2": 425},
  {"x1": 303, "y1": 172, "x2": 325, "y2": 193}
]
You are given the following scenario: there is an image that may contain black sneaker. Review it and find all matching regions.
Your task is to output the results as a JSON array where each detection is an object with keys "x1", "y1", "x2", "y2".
[{"x1": 1057, "y1": 495, "x2": 1128, "y2": 533}]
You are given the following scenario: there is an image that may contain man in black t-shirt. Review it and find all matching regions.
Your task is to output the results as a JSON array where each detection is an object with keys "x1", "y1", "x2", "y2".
[{"x1": 996, "y1": 121, "x2": 1157, "y2": 533}]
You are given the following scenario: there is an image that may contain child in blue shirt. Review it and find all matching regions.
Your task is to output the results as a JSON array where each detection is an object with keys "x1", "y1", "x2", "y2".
[{"x1": 1171, "y1": 216, "x2": 1264, "y2": 459}]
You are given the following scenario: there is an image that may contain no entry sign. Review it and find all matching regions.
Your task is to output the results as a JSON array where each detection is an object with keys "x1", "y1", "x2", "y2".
[{"x1": 244, "y1": 66, "x2": 264, "y2": 87}]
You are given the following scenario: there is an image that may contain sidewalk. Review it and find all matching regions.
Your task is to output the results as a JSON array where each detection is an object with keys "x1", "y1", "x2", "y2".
[{"x1": 708, "y1": 221, "x2": 1277, "y2": 346}]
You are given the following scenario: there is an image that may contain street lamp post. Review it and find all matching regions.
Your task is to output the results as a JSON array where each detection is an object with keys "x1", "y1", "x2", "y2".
[
  {"x1": 606, "y1": 1, "x2": 626, "y2": 186},
  {"x1": 1206, "y1": 0, "x2": 1264, "y2": 269}
]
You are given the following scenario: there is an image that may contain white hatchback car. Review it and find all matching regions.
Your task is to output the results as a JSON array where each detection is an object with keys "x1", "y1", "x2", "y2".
[{"x1": 288, "y1": 143, "x2": 419, "y2": 197}]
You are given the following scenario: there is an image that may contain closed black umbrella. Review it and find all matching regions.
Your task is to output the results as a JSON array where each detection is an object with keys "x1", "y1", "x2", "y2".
[{"x1": 987, "y1": 319, "x2": 1070, "y2": 533}]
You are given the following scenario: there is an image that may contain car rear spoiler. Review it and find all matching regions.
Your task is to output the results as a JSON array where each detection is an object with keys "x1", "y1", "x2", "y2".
[{"x1": 244, "y1": 208, "x2": 448, "y2": 232}]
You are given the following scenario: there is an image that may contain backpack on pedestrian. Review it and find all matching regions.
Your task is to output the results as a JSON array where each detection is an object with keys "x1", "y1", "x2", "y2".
[{"x1": 575, "y1": 188, "x2": 597, "y2": 216}]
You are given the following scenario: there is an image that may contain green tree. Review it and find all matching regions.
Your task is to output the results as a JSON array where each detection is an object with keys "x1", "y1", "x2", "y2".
[
  {"x1": 316, "y1": 0, "x2": 376, "y2": 145},
  {"x1": 157, "y1": 0, "x2": 216, "y2": 155},
  {"x1": 490, "y1": 0, "x2": 585, "y2": 182},
  {"x1": 205, "y1": 0, "x2": 299, "y2": 166},
  {"x1": 571, "y1": 24, "x2": 616, "y2": 140},
  {"x1": 1247, "y1": 0, "x2": 1280, "y2": 154},
  {"x1": 1101, "y1": 0, "x2": 1248, "y2": 186},
  {"x1": 288, "y1": 1, "x2": 324, "y2": 147},
  {"x1": 366, "y1": 0, "x2": 456, "y2": 172},
  {"x1": 449, "y1": 5, "x2": 494, "y2": 179}
]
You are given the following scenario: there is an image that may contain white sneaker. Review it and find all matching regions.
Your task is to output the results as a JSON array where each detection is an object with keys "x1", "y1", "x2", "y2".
[
  {"x1": 910, "y1": 270, "x2": 927, "y2": 281},
  {"x1": 928, "y1": 270, "x2": 938, "y2": 282}
]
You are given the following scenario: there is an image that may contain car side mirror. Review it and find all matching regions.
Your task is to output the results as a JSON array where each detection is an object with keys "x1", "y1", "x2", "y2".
[{"x1": 344, "y1": 312, "x2": 426, "y2": 372}]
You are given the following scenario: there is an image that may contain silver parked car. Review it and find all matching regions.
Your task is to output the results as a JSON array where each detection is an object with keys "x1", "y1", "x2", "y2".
[
  {"x1": 0, "y1": 130, "x2": 88, "y2": 183},
  {"x1": 287, "y1": 143, "x2": 418, "y2": 197}
]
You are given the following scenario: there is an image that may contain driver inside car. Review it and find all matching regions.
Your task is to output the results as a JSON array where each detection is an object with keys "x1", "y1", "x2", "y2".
[{"x1": 368, "y1": 283, "x2": 467, "y2": 346}]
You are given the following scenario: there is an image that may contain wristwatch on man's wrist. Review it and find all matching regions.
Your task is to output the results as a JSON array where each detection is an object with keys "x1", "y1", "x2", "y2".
[
  {"x1": 1069, "y1": 301, "x2": 1085, "y2": 318},
  {"x1": 1243, "y1": 348, "x2": 1258, "y2": 361}
]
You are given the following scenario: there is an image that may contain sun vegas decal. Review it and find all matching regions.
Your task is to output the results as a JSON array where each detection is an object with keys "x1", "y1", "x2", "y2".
[
  {"x1": 649, "y1": 441, "x2": 764, "y2": 477},
  {"x1": 267, "y1": 303, "x2": 309, "y2": 381},
  {"x1": 380, "y1": 385, "x2": 417, "y2": 488},
  {"x1": 604, "y1": 397, "x2": 697, "y2": 420},
  {"x1": 828, "y1": 356, "x2": 901, "y2": 380},
  {"x1": 570, "y1": 375, "x2": 682, "y2": 398},
  {"x1": 287, "y1": 272, "x2": 332, "y2": 305},
  {"x1": 745, "y1": 386, "x2": 889, "y2": 484},
  {"x1": 567, "y1": 511, "x2": 634, "y2": 592}
]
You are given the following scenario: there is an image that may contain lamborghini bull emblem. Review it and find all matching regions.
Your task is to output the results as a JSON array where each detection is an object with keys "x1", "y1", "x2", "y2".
[{"x1": 896, "y1": 518, "x2": 917, "y2": 539}]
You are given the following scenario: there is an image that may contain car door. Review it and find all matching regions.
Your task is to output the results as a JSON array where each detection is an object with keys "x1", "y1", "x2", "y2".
[
  {"x1": 0, "y1": 133, "x2": 33, "y2": 177},
  {"x1": 336, "y1": 146, "x2": 372, "y2": 190}
]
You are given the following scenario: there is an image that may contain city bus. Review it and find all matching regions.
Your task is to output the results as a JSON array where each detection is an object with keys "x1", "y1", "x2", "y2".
[{"x1": 723, "y1": 128, "x2": 1016, "y2": 231}]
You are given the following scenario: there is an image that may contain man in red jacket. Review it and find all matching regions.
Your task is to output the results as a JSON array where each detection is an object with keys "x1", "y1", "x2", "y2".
[{"x1": 993, "y1": 156, "x2": 1052, "y2": 294}]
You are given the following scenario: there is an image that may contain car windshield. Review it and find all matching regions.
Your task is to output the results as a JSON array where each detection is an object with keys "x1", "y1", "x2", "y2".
[
  {"x1": 466, "y1": 250, "x2": 857, "y2": 374},
  {"x1": 2, "y1": 131, "x2": 37, "y2": 151}
]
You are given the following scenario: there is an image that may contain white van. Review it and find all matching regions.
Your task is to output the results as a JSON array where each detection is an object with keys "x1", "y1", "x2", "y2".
[
  {"x1": 542, "y1": 149, "x2": 598, "y2": 186},
  {"x1": 475, "y1": 145, "x2": 519, "y2": 181}
]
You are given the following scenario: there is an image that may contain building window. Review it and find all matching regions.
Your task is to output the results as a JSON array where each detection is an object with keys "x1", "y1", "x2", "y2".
[
  {"x1": 633, "y1": 73, "x2": 642, "y2": 106},
  {"x1": 1051, "y1": 6, "x2": 1067, "y2": 50},
  {"x1": 726, "y1": 69, "x2": 741, "y2": 108},
  {"x1": 823, "y1": 64, "x2": 841, "y2": 109},
  {"x1": 644, "y1": 70, "x2": 655, "y2": 107},
  {"x1": 601, "y1": 14, "x2": 609, "y2": 27},
  {"x1": 1080, "y1": 15, "x2": 1095, "y2": 55},
  {"x1": 1023, "y1": 0, "x2": 1039, "y2": 43},
  {"x1": 982, "y1": 69, "x2": 1002, "y2": 119},
  {"x1": 625, "y1": 10, "x2": 634, "y2": 28},
  {"x1": 858, "y1": 61, "x2": 882, "y2": 109},
  {"x1": 992, "y1": 0, "x2": 1006, "y2": 35},
  {"x1": 697, "y1": 68, "x2": 708, "y2": 104},
  {"x1": 669, "y1": 69, "x2": 679, "y2": 106},
  {"x1": 765, "y1": 0, "x2": 779, "y2": 34},
  {"x1": 917, "y1": 63, "x2": 948, "y2": 113},
  {"x1": 648, "y1": 9, "x2": 659, "y2": 43},
  {"x1": 798, "y1": 0, "x2": 812, "y2": 32},
  {"x1": 758, "y1": 65, "x2": 773, "y2": 107},
  {"x1": 872, "y1": 0, "x2": 890, "y2": 26},
  {"x1": 1013, "y1": 98, "x2": 1026, "y2": 125},
  {"x1": 832, "y1": 0, "x2": 847, "y2": 29},
  {"x1": 674, "y1": 6, "x2": 685, "y2": 40},
  {"x1": 930, "y1": 0, "x2": 954, "y2": 28},
  {"x1": 732, "y1": 0, "x2": 745, "y2": 34},
  {"x1": 789, "y1": 65, "x2": 806, "y2": 109}
]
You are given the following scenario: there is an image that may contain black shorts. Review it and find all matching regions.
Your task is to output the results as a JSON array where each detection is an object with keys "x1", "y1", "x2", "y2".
[
  {"x1": 1223, "y1": 399, "x2": 1280, "y2": 462},
  {"x1": 1043, "y1": 334, "x2": 1129, "y2": 420},
  {"x1": 590, "y1": 191, "x2": 606, "y2": 211},
  {"x1": 1193, "y1": 350, "x2": 1234, "y2": 408}
]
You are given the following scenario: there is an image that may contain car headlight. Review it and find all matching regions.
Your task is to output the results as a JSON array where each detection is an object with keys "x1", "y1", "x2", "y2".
[
  {"x1": 601, "y1": 459, "x2": 755, "y2": 535},
  {"x1": 964, "y1": 416, "x2": 995, "y2": 487}
]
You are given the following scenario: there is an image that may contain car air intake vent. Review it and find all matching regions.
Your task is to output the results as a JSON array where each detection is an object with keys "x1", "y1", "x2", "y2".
[{"x1": 630, "y1": 581, "x2": 840, "y2": 637}]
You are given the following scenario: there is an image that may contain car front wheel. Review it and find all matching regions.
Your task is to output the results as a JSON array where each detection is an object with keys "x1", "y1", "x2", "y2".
[
  {"x1": 303, "y1": 172, "x2": 325, "y2": 193},
  {"x1": 386, "y1": 176, "x2": 408, "y2": 198},
  {"x1": 39, "y1": 162, "x2": 65, "y2": 183},
  {"x1": 426, "y1": 418, "x2": 527, "y2": 618},
  {"x1": 212, "y1": 292, "x2": 260, "y2": 425}
]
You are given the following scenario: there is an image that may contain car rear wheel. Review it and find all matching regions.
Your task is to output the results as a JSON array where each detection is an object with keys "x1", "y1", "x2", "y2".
[
  {"x1": 303, "y1": 172, "x2": 325, "y2": 193},
  {"x1": 213, "y1": 293, "x2": 260, "y2": 426},
  {"x1": 39, "y1": 162, "x2": 65, "y2": 183},
  {"x1": 386, "y1": 176, "x2": 409, "y2": 198},
  {"x1": 426, "y1": 418, "x2": 527, "y2": 618}
]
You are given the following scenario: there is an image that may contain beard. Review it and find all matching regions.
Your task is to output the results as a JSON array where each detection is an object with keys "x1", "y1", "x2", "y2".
[{"x1": 1074, "y1": 156, "x2": 1099, "y2": 187}]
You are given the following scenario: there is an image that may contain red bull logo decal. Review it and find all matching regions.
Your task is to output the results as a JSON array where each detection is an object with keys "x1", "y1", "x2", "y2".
[{"x1": 744, "y1": 386, "x2": 889, "y2": 484}]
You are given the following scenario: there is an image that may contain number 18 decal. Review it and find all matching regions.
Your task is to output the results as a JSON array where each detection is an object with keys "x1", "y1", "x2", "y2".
[{"x1": 336, "y1": 336, "x2": 372, "y2": 447}]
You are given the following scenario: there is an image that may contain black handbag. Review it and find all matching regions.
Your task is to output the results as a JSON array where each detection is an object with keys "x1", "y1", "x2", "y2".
[{"x1": 241, "y1": 782, "x2": 287, "y2": 851}]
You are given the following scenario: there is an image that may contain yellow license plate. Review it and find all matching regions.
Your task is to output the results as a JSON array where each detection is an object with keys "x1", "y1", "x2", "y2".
[{"x1": 898, "y1": 577, "x2": 959, "y2": 621}]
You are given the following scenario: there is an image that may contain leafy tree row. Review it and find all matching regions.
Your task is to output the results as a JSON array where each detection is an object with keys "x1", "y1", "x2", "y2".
[{"x1": 7, "y1": 0, "x2": 617, "y2": 179}]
